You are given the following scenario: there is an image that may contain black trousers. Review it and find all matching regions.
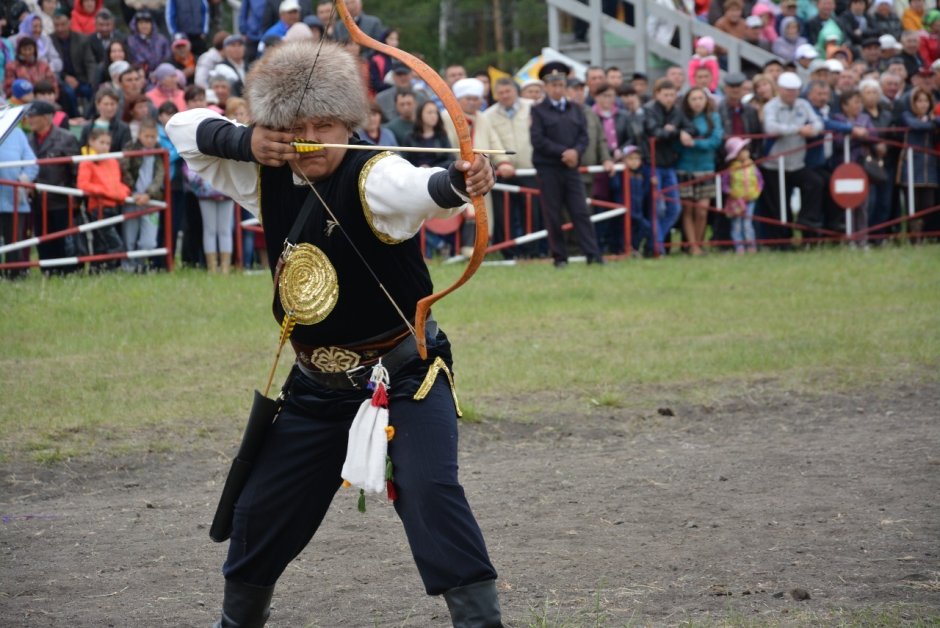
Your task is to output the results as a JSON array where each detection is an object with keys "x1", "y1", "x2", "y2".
[
  {"x1": 537, "y1": 166, "x2": 601, "y2": 262},
  {"x1": 223, "y1": 358, "x2": 497, "y2": 595},
  {"x1": 758, "y1": 166, "x2": 824, "y2": 246},
  {"x1": 0, "y1": 212, "x2": 28, "y2": 277}
]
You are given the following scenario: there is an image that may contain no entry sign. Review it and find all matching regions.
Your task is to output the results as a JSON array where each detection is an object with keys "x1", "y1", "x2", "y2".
[{"x1": 829, "y1": 163, "x2": 869, "y2": 210}]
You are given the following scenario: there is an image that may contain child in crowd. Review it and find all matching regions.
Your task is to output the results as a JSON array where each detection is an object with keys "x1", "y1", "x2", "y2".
[
  {"x1": 32, "y1": 80, "x2": 70, "y2": 129},
  {"x1": 78, "y1": 128, "x2": 130, "y2": 264},
  {"x1": 687, "y1": 36, "x2": 720, "y2": 93},
  {"x1": 721, "y1": 137, "x2": 763, "y2": 254},
  {"x1": 623, "y1": 145, "x2": 651, "y2": 255},
  {"x1": 79, "y1": 87, "x2": 131, "y2": 153},
  {"x1": 9, "y1": 78, "x2": 33, "y2": 106},
  {"x1": 184, "y1": 158, "x2": 234, "y2": 274},
  {"x1": 120, "y1": 118, "x2": 165, "y2": 272}
]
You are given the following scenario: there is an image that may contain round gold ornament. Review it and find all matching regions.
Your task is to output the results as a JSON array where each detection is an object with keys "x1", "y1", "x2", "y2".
[{"x1": 277, "y1": 243, "x2": 339, "y2": 325}]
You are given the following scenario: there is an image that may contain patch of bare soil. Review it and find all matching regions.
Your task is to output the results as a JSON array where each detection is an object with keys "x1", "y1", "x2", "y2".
[{"x1": 2, "y1": 383, "x2": 939, "y2": 627}]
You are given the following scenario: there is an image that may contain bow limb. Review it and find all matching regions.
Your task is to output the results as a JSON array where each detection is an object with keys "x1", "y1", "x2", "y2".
[{"x1": 335, "y1": 1, "x2": 488, "y2": 360}]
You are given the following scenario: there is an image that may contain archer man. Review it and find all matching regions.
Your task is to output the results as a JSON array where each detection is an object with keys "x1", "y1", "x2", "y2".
[{"x1": 167, "y1": 39, "x2": 503, "y2": 628}]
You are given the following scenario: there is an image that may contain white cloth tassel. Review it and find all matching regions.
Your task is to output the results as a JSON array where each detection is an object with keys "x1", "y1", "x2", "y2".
[{"x1": 341, "y1": 362, "x2": 390, "y2": 494}]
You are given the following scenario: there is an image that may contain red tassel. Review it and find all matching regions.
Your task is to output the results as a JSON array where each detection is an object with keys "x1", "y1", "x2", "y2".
[
  {"x1": 386, "y1": 480, "x2": 398, "y2": 501},
  {"x1": 371, "y1": 382, "x2": 388, "y2": 408}
]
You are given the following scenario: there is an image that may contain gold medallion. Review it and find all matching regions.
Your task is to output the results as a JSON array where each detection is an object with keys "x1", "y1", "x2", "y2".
[{"x1": 278, "y1": 243, "x2": 339, "y2": 325}]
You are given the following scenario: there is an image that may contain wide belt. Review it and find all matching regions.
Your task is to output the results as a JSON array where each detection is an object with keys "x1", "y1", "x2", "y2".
[{"x1": 293, "y1": 319, "x2": 437, "y2": 390}]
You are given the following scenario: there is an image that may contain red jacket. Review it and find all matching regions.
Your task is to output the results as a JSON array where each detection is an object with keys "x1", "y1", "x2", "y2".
[{"x1": 77, "y1": 157, "x2": 130, "y2": 212}]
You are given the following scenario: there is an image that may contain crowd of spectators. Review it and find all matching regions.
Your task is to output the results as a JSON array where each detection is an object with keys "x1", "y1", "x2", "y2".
[{"x1": 1, "y1": 0, "x2": 938, "y2": 279}]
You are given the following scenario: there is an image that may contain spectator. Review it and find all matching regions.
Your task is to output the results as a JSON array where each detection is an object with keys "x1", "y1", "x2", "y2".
[
  {"x1": 87, "y1": 8, "x2": 125, "y2": 66},
  {"x1": 207, "y1": 68, "x2": 235, "y2": 112},
  {"x1": 665, "y1": 65, "x2": 686, "y2": 94},
  {"x1": 871, "y1": 0, "x2": 902, "y2": 40},
  {"x1": 643, "y1": 77, "x2": 695, "y2": 255},
  {"x1": 4, "y1": 36, "x2": 57, "y2": 99},
  {"x1": 795, "y1": 43, "x2": 821, "y2": 81},
  {"x1": 261, "y1": 0, "x2": 302, "y2": 44},
  {"x1": 51, "y1": 12, "x2": 96, "y2": 118},
  {"x1": 120, "y1": 118, "x2": 165, "y2": 271},
  {"x1": 183, "y1": 83, "x2": 207, "y2": 109},
  {"x1": 622, "y1": 145, "x2": 652, "y2": 254},
  {"x1": 860, "y1": 35, "x2": 884, "y2": 73},
  {"x1": 384, "y1": 90, "x2": 417, "y2": 145},
  {"x1": 330, "y1": 0, "x2": 385, "y2": 46},
  {"x1": 897, "y1": 86, "x2": 940, "y2": 237},
  {"x1": 631, "y1": 72, "x2": 649, "y2": 101},
  {"x1": 71, "y1": 0, "x2": 102, "y2": 35},
  {"x1": 314, "y1": 0, "x2": 336, "y2": 39},
  {"x1": 123, "y1": 93, "x2": 153, "y2": 140},
  {"x1": 93, "y1": 39, "x2": 129, "y2": 88},
  {"x1": 367, "y1": 27, "x2": 398, "y2": 93},
  {"x1": 919, "y1": 11, "x2": 940, "y2": 67},
  {"x1": 18, "y1": 12, "x2": 61, "y2": 74},
  {"x1": 676, "y1": 87, "x2": 722, "y2": 255},
  {"x1": 146, "y1": 63, "x2": 186, "y2": 113},
  {"x1": 751, "y1": 3, "x2": 778, "y2": 48},
  {"x1": 376, "y1": 62, "x2": 427, "y2": 122},
  {"x1": 236, "y1": 0, "x2": 268, "y2": 59},
  {"x1": 25, "y1": 100, "x2": 81, "y2": 273},
  {"x1": 8, "y1": 78, "x2": 33, "y2": 106},
  {"x1": 832, "y1": 88, "x2": 875, "y2": 237},
  {"x1": 688, "y1": 36, "x2": 720, "y2": 93},
  {"x1": 443, "y1": 65, "x2": 466, "y2": 87},
  {"x1": 404, "y1": 100, "x2": 451, "y2": 168},
  {"x1": 902, "y1": 0, "x2": 926, "y2": 33},
  {"x1": 127, "y1": 10, "x2": 172, "y2": 75},
  {"x1": 605, "y1": 66, "x2": 624, "y2": 91},
  {"x1": 583, "y1": 65, "x2": 606, "y2": 105},
  {"x1": 750, "y1": 72, "x2": 778, "y2": 122},
  {"x1": 618, "y1": 85, "x2": 646, "y2": 141},
  {"x1": 570, "y1": 76, "x2": 614, "y2": 210},
  {"x1": 483, "y1": 76, "x2": 541, "y2": 257},
  {"x1": 804, "y1": 0, "x2": 842, "y2": 52},
  {"x1": 773, "y1": 17, "x2": 809, "y2": 63},
  {"x1": 79, "y1": 86, "x2": 132, "y2": 152},
  {"x1": 775, "y1": 0, "x2": 804, "y2": 41},
  {"x1": 169, "y1": 35, "x2": 196, "y2": 83},
  {"x1": 530, "y1": 61, "x2": 605, "y2": 267},
  {"x1": 838, "y1": 0, "x2": 871, "y2": 49},
  {"x1": 759, "y1": 72, "x2": 824, "y2": 248},
  {"x1": 33, "y1": 79, "x2": 70, "y2": 128},
  {"x1": 722, "y1": 136, "x2": 763, "y2": 254},
  {"x1": 36, "y1": 0, "x2": 56, "y2": 35},
  {"x1": 153, "y1": 101, "x2": 184, "y2": 269},
  {"x1": 590, "y1": 81, "x2": 632, "y2": 253},
  {"x1": 0, "y1": 126, "x2": 39, "y2": 279},
  {"x1": 194, "y1": 30, "x2": 227, "y2": 89},
  {"x1": 858, "y1": 78, "x2": 893, "y2": 236},
  {"x1": 217, "y1": 34, "x2": 248, "y2": 96},
  {"x1": 880, "y1": 35, "x2": 904, "y2": 72},
  {"x1": 519, "y1": 77, "x2": 544, "y2": 102},
  {"x1": 358, "y1": 100, "x2": 398, "y2": 146},
  {"x1": 714, "y1": 0, "x2": 748, "y2": 55},
  {"x1": 166, "y1": 0, "x2": 210, "y2": 56},
  {"x1": 77, "y1": 126, "x2": 129, "y2": 270}
]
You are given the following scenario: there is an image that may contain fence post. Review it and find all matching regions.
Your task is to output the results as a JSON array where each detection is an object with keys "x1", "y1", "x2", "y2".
[
  {"x1": 162, "y1": 149, "x2": 174, "y2": 271},
  {"x1": 843, "y1": 135, "x2": 850, "y2": 164},
  {"x1": 777, "y1": 156, "x2": 786, "y2": 225},
  {"x1": 906, "y1": 147, "x2": 915, "y2": 218},
  {"x1": 649, "y1": 137, "x2": 658, "y2": 258},
  {"x1": 623, "y1": 166, "x2": 631, "y2": 256}
]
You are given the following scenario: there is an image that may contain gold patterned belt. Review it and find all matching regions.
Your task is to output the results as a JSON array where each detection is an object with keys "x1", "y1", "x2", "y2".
[{"x1": 291, "y1": 326, "x2": 414, "y2": 374}]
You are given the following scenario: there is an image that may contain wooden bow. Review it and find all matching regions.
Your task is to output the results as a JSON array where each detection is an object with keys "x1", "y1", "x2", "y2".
[{"x1": 335, "y1": 1, "x2": 489, "y2": 360}]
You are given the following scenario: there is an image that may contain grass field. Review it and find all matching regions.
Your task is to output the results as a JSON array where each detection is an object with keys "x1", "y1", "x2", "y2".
[{"x1": 1, "y1": 246, "x2": 938, "y2": 462}]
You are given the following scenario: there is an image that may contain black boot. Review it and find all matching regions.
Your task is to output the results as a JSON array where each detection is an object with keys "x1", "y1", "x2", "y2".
[
  {"x1": 212, "y1": 579, "x2": 274, "y2": 628},
  {"x1": 443, "y1": 579, "x2": 503, "y2": 628}
]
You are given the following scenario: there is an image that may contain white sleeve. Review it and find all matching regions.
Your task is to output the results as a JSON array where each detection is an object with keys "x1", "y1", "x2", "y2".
[
  {"x1": 361, "y1": 152, "x2": 468, "y2": 243},
  {"x1": 165, "y1": 108, "x2": 261, "y2": 216}
]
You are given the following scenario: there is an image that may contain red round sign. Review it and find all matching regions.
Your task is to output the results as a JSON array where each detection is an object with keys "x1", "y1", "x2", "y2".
[{"x1": 829, "y1": 163, "x2": 869, "y2": 210}]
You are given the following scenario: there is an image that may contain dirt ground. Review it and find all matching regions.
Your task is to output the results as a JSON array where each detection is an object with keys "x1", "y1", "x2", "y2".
[{"x1": 2, "y1": 381, "x2": 939, "y2": 627}]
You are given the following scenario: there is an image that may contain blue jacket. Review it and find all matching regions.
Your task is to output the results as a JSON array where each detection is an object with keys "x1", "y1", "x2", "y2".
[
  {"x1": 805, "y1": 104, "x2": 853, "y2": 168},
  {"x1": 676, "y1": 111, "x2": 723, "y2": 173},
  {"x1": 166, "y1": 0, "x2": 209, "y2": 37},
  {"x1": 0, "y1": 127, "x2": 39, "y2": 213},
  {"x1": 238, "y1": 0, "x2": 269, "y2": 41}
]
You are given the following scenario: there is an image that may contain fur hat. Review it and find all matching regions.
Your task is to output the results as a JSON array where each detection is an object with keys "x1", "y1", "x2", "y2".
[{"x1": 246, "y1": 40, "x2": 367, "y2": 130}]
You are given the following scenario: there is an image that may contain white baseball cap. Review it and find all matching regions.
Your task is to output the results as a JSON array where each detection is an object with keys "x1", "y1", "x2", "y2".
[
  {"x1": 795, "y1": 43, "x2": 819, "y2": 60},
  {"x1": 879, "y1": 34, "x2": 902, "y2": 50},
  {"x1": 777, "y1": 72, "x2": 802, "y2": 90}
]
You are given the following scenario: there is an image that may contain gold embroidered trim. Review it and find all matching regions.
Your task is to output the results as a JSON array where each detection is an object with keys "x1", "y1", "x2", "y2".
[
  {"x1": 413, "y1": 356, "x2": 462, "y2": 417},
  {"x1": 307, "y1": 346, "x2": 360, "y2": 372},
  {"x1": 359, "y1": 151, "x2": 406, "y2": 245},
  {"x1": 277, "y1": 243, "x2": 339, "y2": 325}
]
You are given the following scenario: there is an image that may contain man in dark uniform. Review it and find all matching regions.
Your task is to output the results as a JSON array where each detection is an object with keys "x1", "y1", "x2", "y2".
[
  {"x1": 529, "y1": 61, "x2": 604, "y2": 267},
  {"x1": 25, "y1": 100, "x2": 81, "y2": 274},
  {"x1": 166, "y1": 39, "x2": 502, "y2": 628}
]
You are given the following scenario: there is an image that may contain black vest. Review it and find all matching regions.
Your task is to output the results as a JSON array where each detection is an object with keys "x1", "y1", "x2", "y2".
[{"x1": 260, "y1": 146, "x2": 433, "y2": 347}]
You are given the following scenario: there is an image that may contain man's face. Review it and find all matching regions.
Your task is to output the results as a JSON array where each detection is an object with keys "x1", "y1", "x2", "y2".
[
  {"x1": 606, "y1": 69, "x2": 623, "y2": 88},
  {"x1": 724, "y1": 84, "x2": 742, "y2": 104},
  {"x1": 137, "y1": 18, "x2": 153, "y2": 36},
  {"x1": 211, "y1": 80, "x2": 231, "y2": 102},
  {"x1": 120, "y1": 72, "x2": 137, "y2": 94},
  {"x1": 665, "y1": 67, "x2": 684, "y2": 89},
  {"x1": 316, "y1": 2, "x2": 332, "y2": 24},
  {"x1": 225, "y1": 41, "x2": 245, "y2": 63},
  {"x1": 764, "y1": 63, "x2": 783, "y2": 82},
  {"x1": 694, "y1": 68, "x2": 712, "y2": 89},
  {"x1": 396, "y1": 94, "x2": 416, "y2": 120},
  {"x1": 586, "y1": 68, "x2": 606, "y2": 94},
  {"x1": 655, "y1": 87, "x2": 677, "y2": 109},
  {"x1": 520, "y1": 84, "x2": 543, "y2": 101},
  {"x1": 392, "y1": 71, "x2": 411, "y2": 87},
  {"x1": 494, "y1": 82, "x2": 517, "y2": 108},
  {"x1": 96, "y1": 16, "x2": 113, "y2": 38},
  {"x1": 544, "y1": 79, "x2": 566, "y2": 102},
  {"x1": 566, "y1": 84, "x2": 585, "y2": 103},
  {"x1": 458, "y1": 95, "x2": 481, "y2": 116},
  {"x1": 903, "y1": 34, "x2": 920, "y2": 55},
  {"x1": 779, "y1": 86, "x2": 800, "y2": 106},
  {"x1": 289, "y1": 117, "x2": 351, "y2": 181},
  {"x1": 817, "y1": 0, "x2": 834, "y2": 18},
  {"x1": 53, "y1": 15, "x2": 70, "y2": 38},
  {"x1": 445, "y1": 65, "x2": 466, "y2": 86},
  {"x1": 837, "y1": 69, "x2": 856, "y2": 91},
  {"x1": 882, "y1": 75, "x2": 901, "y2": 98},
  {"x1": 344, "y1": 0, "x2": 362, "y2": 17},
  {"x1": 862, "y1": 45, "x2": 880, "y2": 63},
  {"x1": 631, "y1": 78, "x2": 648, "y2": 95},
  {"x1": 282, "y1": 8, "x2": 300, "y2": 26},
  {"x1": 808, "y1": 85, "x2": 830, "y2": 108},
  {"x1": 26, "y1": 113, "x2": 50, "y2": 133}
]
